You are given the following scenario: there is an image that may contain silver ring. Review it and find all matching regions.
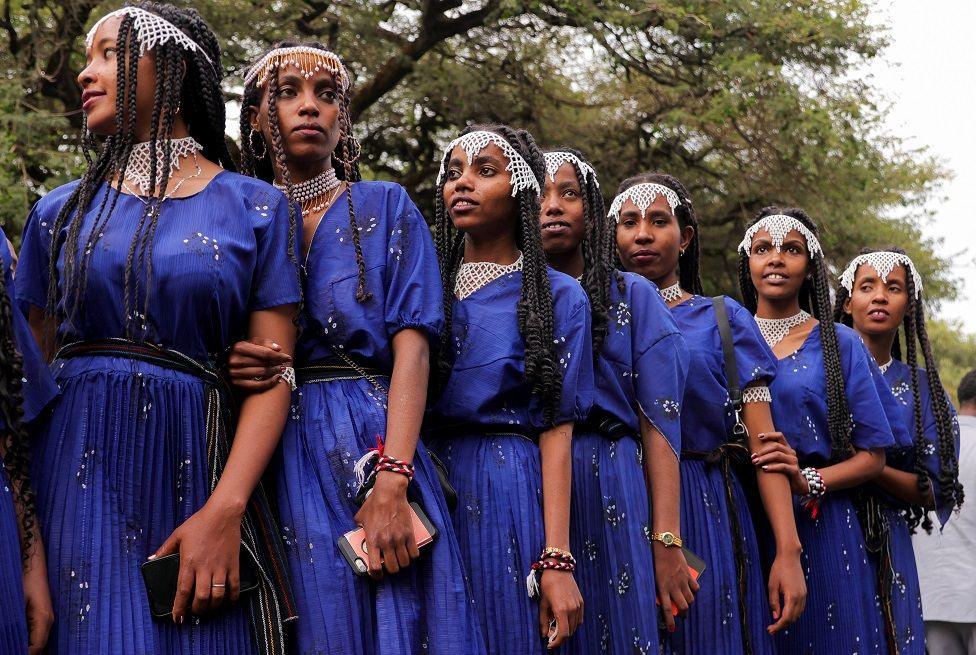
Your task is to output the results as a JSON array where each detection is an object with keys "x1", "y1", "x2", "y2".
[
  {"x1": 211, "y1": 583, "x2": 226, "y2": 588},
  {"x1": 253, "y1": 376, "x2": 263, "y2": 381}
]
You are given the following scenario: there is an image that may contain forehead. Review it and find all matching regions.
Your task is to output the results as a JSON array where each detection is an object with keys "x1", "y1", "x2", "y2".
[
  {"x1": 88, "y1": 15, "x2": 123, "y2": 48},
  {"x1": 450, "y1": 141, "x2": 506, "y2": 163},
  {"x1": 619, "y1": 193, "x2": 672, "y2": 216},
  {"x1": 752, "y1": 226, "x2": 807, "y2": 246},
  {"x1": 550, "y1": 162, "x2": 579, "y2": 184},
  {"x1": 275, "y1": 66, "x2": 339, "y2": 86},
  {"x1": 855, "y1": 261, "x2": 907, "y2": 282}
]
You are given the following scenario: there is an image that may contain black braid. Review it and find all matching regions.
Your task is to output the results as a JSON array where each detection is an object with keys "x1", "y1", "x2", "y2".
[
  {"x1": 616, "y1": 172, "x2": 703, "y2": 295},
  {"x1": 433, "y1": 124, "x2": 561, "y2": 422},
  {"x1": 0, "y1": 277, "x2": 36, "y2": 561}
]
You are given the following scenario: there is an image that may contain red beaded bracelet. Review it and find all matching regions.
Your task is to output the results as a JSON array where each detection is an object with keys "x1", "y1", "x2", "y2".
[{"x1": 374, "y1": 454, "x2": 415, "y2": 481}]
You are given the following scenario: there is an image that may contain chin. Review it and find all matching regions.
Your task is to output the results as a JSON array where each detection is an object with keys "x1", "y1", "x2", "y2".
[
  {"x1": 84, "y1": 115, "x2": 116, "y2": 136},
  {"x1": 284, "y1": 142, "x2": 332, "y2": 162},
  {"x1": 541, "y1": 237, "x2": 575, "y2": 257}
]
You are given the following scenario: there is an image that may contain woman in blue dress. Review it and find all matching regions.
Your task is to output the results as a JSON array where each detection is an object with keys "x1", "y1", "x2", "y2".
[
  {"x1": 228, "y1": 41, "x2": 486, "y2": 654},
  {"x1": 615, "y1": 173, "x2": 806, "y2": 655},
  {"x1": 1, "y1": 226, "x2": 59, "y2": 653},
  {"x1": 834, "y1": 247, "x2": 963, "y2": 653},
  {"x1": 17, "y1": 5, "x2": 301, "y2": 653},
  {"x1": 737, "y1": 207, "x2": 898, "y2": 654},
  {"x1": 539, "y1": 149, "x2": 693, "y2": 653},
  {"x1": 425, "y1": 125, "x2": 594, "y2": 653}
]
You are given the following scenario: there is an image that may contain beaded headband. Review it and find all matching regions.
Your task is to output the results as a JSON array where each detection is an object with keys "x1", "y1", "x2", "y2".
[
  {"x1": 738, "y1": 214, "x2": 823, "y2": 257},
  {"x1": 244, "y1": 46, "x2": 349, "y2": 91},
  {"x1": 86, "y1": 7, "x2": 212, "y2": 65},
  {"x1": 543, "y1": 151, "x2": 599, "y2": 188},
  {"x1": 607, "y1": 182, "x2": 680, "y2": 223},
  {"x1": 436, "y1": 130, "x2": 541, "y2": 198},
  {"x1": 840, "y1": 251, "x2": 923, "y2": 298}
]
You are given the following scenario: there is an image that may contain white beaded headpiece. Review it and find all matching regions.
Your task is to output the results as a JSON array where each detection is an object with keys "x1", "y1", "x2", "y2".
[
  {"x1": 436, "y1": 130, "x2": 541, "y2": 198},
  {"x1": 86, "y1": 7, "x2": 212, "y2": 65},
  {"x1": 607, "y1": 183, "x2": 681, "y2": 223},
  {"x1": 244, "y1": 46, "x2": 349, "y2": 91},
  {"x1": 840, "y1": 251, "x2": 923, "y2": 298},
  {"x1": 543, "y1": 151, "x2": 598, "y2": 188},
  {"x1": 738, "y1": 214, "x2": 822, "y2": 257}
]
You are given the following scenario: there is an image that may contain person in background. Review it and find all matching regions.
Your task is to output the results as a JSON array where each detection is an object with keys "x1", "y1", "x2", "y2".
[{"x1": 913, "y1": 369, "x2": 976, "y2": 654}]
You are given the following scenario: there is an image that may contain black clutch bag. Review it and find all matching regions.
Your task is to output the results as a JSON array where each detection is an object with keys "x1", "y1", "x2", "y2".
[{"x1": 140, "y1": 547, "x2": 260, "y2": 618}]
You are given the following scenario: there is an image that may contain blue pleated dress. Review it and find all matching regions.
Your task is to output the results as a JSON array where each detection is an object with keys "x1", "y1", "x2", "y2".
[
  {"x1": 769, "y1": 323, "x2": 897, "y2": 655},
  {"x1": 426, "y1": 268, "x2": 594, "y2": 654},
  {"x1": 0, "y1": 225, "x2": 60, "y2": 653},
  {"x1": 274, "y1": 181, "x2": 486, "y2": 655},
  {"x1": 565, "y1": 272, "x2": 688, "y2": 655},
  {"x1": 667, "y1": 295, "x2": 778, "y2": 655},
  {"x1": 15, "y1": 173, "x2": 302, "y2": 655}
]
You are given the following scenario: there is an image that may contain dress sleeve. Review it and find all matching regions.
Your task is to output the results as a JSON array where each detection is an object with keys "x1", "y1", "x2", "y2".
[
  {"x1": 632, "y1": 281, "x2": 688, "y2": 456},
  {"x1": 871, "y1": 359, "x2": 914, "y2": 449},
  {"x1": 843, "y1": 330, "x2": 896, "y2": 450},
  {"x1": 552, "y1": 290, "x2": 594, "y2": 426},
  {"x1": 15, "y1": 202, "x2": 54, "y2": 314},
  {"x1": 727, "y1": 298, "x2": 778, "y2": 387},
  {"x1": 383, "y1": 189, "x2": 444, "y2": 341},
  {"x1": 249, "y1": 191, "x2": 302, "y2": 312}
]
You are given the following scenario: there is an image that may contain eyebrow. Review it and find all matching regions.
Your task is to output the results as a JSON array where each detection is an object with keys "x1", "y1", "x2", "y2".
[
  {"x1": 94, "y1": 36, "x2": 116, "y2": 49},
  {"x1": 473, "y1": 153, "x2": 503, "y2": 166},
  {"x1": 557, "y1": 180, "x2": 579, "y2": 191}
]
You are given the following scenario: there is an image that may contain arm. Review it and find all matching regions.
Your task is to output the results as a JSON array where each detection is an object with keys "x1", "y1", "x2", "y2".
[
  {"x1": 873, "y1": 466, "x2": 935, "y2": 508},
  {"x1": 156, "y1": 304, "x2": 297, "y2": 623},
  {"x1": 27, "y1": 306, "x2": 54, "y2": 361},
  {"x1": 642, "y1": 414, "x2": 697, "y2": 632},
  {"x1": 537, "y1": 421, "x2": 583, "y2": 648},
  {"x1": 819, "y1": 448, "x2": 886, "y2": 491},
  {"x1": 741, "y1": 397, "x2": 806, "y2": 632},
  {"x1": 10, "y1": 491, "x2": 53, "y2": 654}
]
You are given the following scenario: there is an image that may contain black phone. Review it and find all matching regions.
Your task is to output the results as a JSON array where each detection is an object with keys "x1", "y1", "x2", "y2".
[{"x1": 140, "y1": 547, "x2": 260, "y2": 618}]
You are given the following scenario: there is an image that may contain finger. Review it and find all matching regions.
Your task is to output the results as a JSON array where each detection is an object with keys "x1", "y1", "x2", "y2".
[
  {"x1": 768, "y1": 584, "x2": 782, "y2": 627},
  {"x1": 232, "y1": 340, "x2": 292, "y2": 364},
  {"x1": 538, "y1": 598, "x2": 552, "y2": 639},
  {"x1": 760, "y1": 463, "x2": 796, "y2": 475},
  {"x1": 192, "y1": 569, "x2": 213, "y2": 615},
  {"x1": 365, "y1": 534, "x2": 383, "y2": 579},
  {"x1": 754, "y1": 452, "x2": 798, "y2": 467},
  {"x1": 229, "y1": 568, "x2": 241, "y2": 605},
  {"x1": 228, "y1": 365, "x2": 285, "y2": 380},
  {"x1": 781, "y1": 593, "x2": 799, "y2": 625},
  {"x1": 758, "y1": 431, "x2": 787, "y2": 443},
  {"x1": 151, "y1": 532, "x2": 180, "y2": 560},
  {"x1": 210, "y1": 571, "x2": 228, "y2": 608},
  {"x1": 690, "y1": 575, "x2": 701, "y2": 593},
  {"x1": 26, "y1": 608, "x2": 52, "y2": 655},
  {"x1": 407, "y1": 533, "x2": 421, "y2": 559},
  {"x1": 660, "y1": 593, "x2": 676, "y2": 632},
  {"x1": 230, "y1": 378, "x2": 279, "y2": 393},
  {"x1": 248, "y1": 337, "x2": 283, "y2": 350},
  {"x1": 752, "y1": 443, "x2": 791, "y2": 458},
  {"x1": 172, "y1": 555, "x2": 195, "y2": 624},
  {"x1": 394, "y1": 541, "x2": 411, "y2": 569},
  {"x1": 551, "y1": 610, "x2": 570, "y2": 648}
]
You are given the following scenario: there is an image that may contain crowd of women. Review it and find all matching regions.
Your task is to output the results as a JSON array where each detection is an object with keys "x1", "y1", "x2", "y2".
[{"x1": 0, "y1": 3, "x2": 964, "y2": 654}]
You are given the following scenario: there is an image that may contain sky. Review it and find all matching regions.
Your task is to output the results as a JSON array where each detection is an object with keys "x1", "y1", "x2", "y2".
[{"x1": 866, "y1": 0, "x2": 976, "y2": 330}]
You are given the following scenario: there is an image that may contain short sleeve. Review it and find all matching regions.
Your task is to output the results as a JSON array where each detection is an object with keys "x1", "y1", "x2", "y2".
[
  {"x1": 842, "y1": 329, "x2": 896, "y2": 450},
  {"x1": 552, "y1": 286, "x2": 594, "y2": 426},
  {"x1": 871, "y1": 358, "x2": 913, "y2": 449},
  {"x1": 16, "y1": 202, "x2": 54, "y2": 314},
  {"x1": 727, "y1": 298, "x2": 778, "y2": 387},
  {"x1": 383, "y1": 189, "x2": 444, "y2": 340},
  {"x1": 249, "y1": 191, "x2": 302, "y2": 311},
  {"x1": 631, "y1": 280, "x2": 688, "y2": 455}
]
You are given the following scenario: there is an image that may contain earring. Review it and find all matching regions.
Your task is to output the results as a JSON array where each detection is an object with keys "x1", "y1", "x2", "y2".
[
  {"x1": 249, "y1": 129, "x2": 267, "y2": 159},
  {"x1": 679, "y1": 248, "x2": 686, "y2": 257}
]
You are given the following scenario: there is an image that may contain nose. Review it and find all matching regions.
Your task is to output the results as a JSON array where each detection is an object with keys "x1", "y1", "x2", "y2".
[
  {"x1": 634, "y1": 217, "x2": 653, "y2": 243},
  {"x1": 543, "y1": 191, "x2": 563, "y2": 216},
  {"x1": 453, "y1": 166, "x2": 475, "y2": 193},
  {"x1": 298, "y1": 91, "x2": 320, "y2": 117},
  {"x1": 767, "y1": 248, "x2": 785, "y2": 266},
  {"x1": 871, "y1": 285, "x2": 888, "y2": 304},
  {"x1": 78, "y1": 63, "x2": 96, "y2": 89}
]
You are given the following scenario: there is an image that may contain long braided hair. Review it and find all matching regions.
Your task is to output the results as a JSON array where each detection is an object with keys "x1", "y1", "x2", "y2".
[
  {"x1": 615, "y1": 172, "x2": 704, "y2": 295},
  {"x1": 738, "y1": 206, "x2": 854, "y2": 462},
  {"x1": 43, "y1": 2, "x2": 233, "y2": 352},
  {"x1": 434, "y1": 124, "x2": 562, "y2": 421},
  {"x1": 239, "y1": 40, "x2": 367, "y2": 302},
  {"x1": 544, "y1": 147, "x2": 614, "y2": 356},
  {"x1": 834, "y1": 247, "x2": 963, "y2": 532}
]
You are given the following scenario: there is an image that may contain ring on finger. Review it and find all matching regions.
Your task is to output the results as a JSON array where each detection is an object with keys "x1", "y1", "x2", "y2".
[
  {"x1": 211, "y1": 583, "x2": 226, "y2": 588},
  {"x1": 253, "y1": 375, "x2": 263, "y2": 381}
]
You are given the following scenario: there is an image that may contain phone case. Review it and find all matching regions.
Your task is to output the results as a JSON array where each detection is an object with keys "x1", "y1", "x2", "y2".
[
  {"x1": 338, "y1": 502, "x2": 438, "y2": 576},
  {"x1": 655, "y1": 545, "x2": 707, "y2": 617},
  {"x1": 140, "y1": 547, "x2": 260, "y2": 618}
]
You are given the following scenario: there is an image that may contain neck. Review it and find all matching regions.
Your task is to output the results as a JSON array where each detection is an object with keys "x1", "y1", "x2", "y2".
[
  {"x1": 960, "y1": 404, "x2": 976, "y2": 418},
  {"x1": 755, "y1": 294, "x2": 803, "y2": 319},
  {"x1": 463, "y1": 231, "x2": 520, "y2": 265},
  {"x1": 854, "y1": 327, "x2": 896, "y2": 367},
  {"x1": 279, "y1": 156, "x2": 335, "y2": 185},
  {"x1": 548, "y1": 247, "x2": 584, "y2": 279},
  {"x1": 653, "y1": 268, "x2": 680, "y2": 290},
  {"x1": 134, "y1": 117, "x2": 190, "y2": 143}
]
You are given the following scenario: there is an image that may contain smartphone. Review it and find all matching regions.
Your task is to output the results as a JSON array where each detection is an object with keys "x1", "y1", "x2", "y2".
[
  {"x1": 656, "y1": 545, "x2": 707, "y2": 616},
  {"x1": 338, "y1": 501, "x2": 438, "y2": 576},
  {"x1": 140, "y1": 547, "x2": 260, "y2": 618}
]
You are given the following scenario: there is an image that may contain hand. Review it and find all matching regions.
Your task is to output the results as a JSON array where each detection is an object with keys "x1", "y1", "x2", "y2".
[
  {"x1": 227, "y1": 338, "x2": 292, "y2": 392},
  {"x1": 353, "y1": 472, "x2": 419, "y2": 578},
  {"x1": 653, "y1": 541, "x2": 699, "y2": 632},
  {"x1": 538, "y1": 568, "x2": 583, "y2": 649},
  {"x1": 23, "y1": 541, "x2": 54, "y2": 655},
  {"x1": 766, "y1": 549, "x2": 807, "y2": 633},
  {"x1": 152, "y1": 500, "x2": 244, "y2": 623},
  {"x1": 752, "y1": 432, "x2": 809, "y2": 495}
]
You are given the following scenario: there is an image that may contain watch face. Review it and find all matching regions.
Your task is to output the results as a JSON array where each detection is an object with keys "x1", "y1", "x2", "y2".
[{"x1": 662, "y1": 533, "x2": 674, "y2": 546}]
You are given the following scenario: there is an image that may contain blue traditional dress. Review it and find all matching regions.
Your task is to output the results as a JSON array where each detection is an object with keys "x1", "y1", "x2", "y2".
[
  {"x1": 426, "y1": 266, "x2": 594, "y2": 654},
  {"x1": 565, "y1": 272, "x2": 687, "y2": 655},
  {"x1": 876, "y1": 359, "x2": 960, "y2": 654},
  {"x1": 667, "y1": 295, "x2": 778, "y2": 655},
  {"x1": 769, "y1": 323, "x2": 897, "y2": 655},
  {"x1": 277, "y1": 181, "x2": 485, "y2": 655},
  {"x1": 0, "y1": 225, "x2": 59, "y2": 653},
  {"x1": 16, "y1": 172, "x2": 302, "y2": 655}
]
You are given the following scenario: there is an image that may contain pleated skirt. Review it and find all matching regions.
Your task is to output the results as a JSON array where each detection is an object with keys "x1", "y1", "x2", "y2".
[
  {"x1": 566, "y1": 432, "x2": 662, "y2": 655},
  {"x1": 427, "y1": 433, "x2": 560, "y2": 655},
  {"x1": 0, "y1": 467, "x2": 27, "y2": 653},
  {"x1": 31, "y1": 355, "x2": 255, "y2": 654},
  {"x1": 873, "y1": 508, "x2": 924, "y2": 654},
  {"x1": 775, "y1": 492, "x2": 886, "y2": 655},
  {"x1": 669, "y1": 459, "x2": 776, "y2": 655},
  {"x1": 275, "y1": 378, "x2": 486, "y2": 655}
]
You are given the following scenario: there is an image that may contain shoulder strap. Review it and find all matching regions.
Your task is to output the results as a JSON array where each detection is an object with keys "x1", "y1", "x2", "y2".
[{"x1": 712, "y1": 296, "x2": 748, "y2": 440}]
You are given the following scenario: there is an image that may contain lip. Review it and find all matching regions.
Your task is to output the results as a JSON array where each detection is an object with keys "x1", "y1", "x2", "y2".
[
  {"x1": 762, "y1": 271, "x2": 789, "y2": 285},
  {"x1": 867, "y1": 308, "x2": 890, "y2": 321},
  {"x1": 450, "y1": 195, "x2": 478, "y2": 213},
  {"x1": 541, "y1": 219, "x2": 571, "y2": 234},
  {"x1": 293, "y1": 123, "x2": 325, "y2": 137},
  {"x1": 81, "y1": 90, "x2": 106, "y2": 111},
  {"x1": 629, "y1": 248, "x2": 659, "y2": 264}
]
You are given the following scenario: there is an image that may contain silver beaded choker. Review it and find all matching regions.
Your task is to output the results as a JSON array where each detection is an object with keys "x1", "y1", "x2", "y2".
[
  {"x1": 659, "y1": 282, "x2": 683, "y2": 304},
  {"x1": 755, "y1": 310, "x2": 811, "y2": 348},
  {"x1": 879, "y1": 359, "x2": 893, "y2": 374},
  {"x1": 126, "y1": 137, "x2": 203, "y2": 195},
  {"x1": 274, "y1": 169, "x2": 342, "y2": 216}
]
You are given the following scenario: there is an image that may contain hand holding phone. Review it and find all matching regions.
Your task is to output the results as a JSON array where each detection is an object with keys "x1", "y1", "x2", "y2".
[{"x1": 338, "y1": 502, "x2": 437, "y2": 577}]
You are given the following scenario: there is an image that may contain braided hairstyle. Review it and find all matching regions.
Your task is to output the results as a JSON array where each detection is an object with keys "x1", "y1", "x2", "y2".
[
  {"x1": 239, "y1": 40, "x2": 366, "y2": 302},
  {"x1": 0, "y1": 277, "x2": 36, "y2": 560},
  {"x1": 615, "y1": 172, "x2": 704, "y2": 295},
  {"x1": 434, "y1": 124, "x2": 562, "y2": 422},
  {"x1": 44, "y1": 2, "x2": 232, "y2": 351},
  {"x1": 738, "y1": 207, "x2": 854, "y2": 462},
  {"x1": 544, "y1": 147, "x2": 614, "y2": 356},
  {"x1": 834, "y1": 247, "x2": 963, "y2": 531}
]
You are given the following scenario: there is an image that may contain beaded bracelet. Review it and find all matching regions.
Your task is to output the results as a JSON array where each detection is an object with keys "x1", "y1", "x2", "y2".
[
  {"x1": 526, "y1": 547, "x2": 576, "y2": 598},
  {"x1": 374, "y1": 454, "x2": 415, "y2": 482},
  {"x1": 799, "y1": 466, "x2": 827, "y2": 518}
]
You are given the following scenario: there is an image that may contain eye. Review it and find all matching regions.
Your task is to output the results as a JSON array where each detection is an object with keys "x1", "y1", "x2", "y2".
[
  {"x1": 653, "y1": 218, "x2": 668, "y2": 227},
  {"x1": 277, "y1": 86, "x2": 297, "y2": 99},
  {"x1": 754, "y1": 245, "x2": 768, "y2": 255},
  {"x1": 479, "y1": 166, "x2": 496, "y2": 177},
  {"x1": 446, "y1": 168, "x2": 461, "y2": 181},
  {"x1": 786, "y1": 245, "x2": 802, "y2": 254},
  {"x1": 562, "y1": 189, "x2": 579, "y2": 199},
  {"x1": 319, "y1": 90, "x2": 337, "y2": 102},
  {"x1": 620, "y1": 218, "x2": 637, "y2": 228},
  {"x1": 104, "y1": 47, "x2": 117, "y2": 58},
  {"x1": 859, "y1": 284, "x2": 872, "y2": 293}
]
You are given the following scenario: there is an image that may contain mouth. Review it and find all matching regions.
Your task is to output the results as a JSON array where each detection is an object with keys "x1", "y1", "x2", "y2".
[
  {"x1": 293, "y1": 123, "x2": 325, "y2": 137},
  {"x1": 541, "y1": 220, "x2": 571, "y2": 233},
  {"x1": 629, "y1": 249, "x2": 659, "y2": 264},
  {"x1": 450, "y1": 196, "x2": 478, "y2": 212},
  {"x1": 867, "y1": 308, "x2": 890, "y2": 320},
  {"x1": 762, "y1": 272, "x2": 789, "y2": 284},
  {"x1": 81, "y1": 90, "x2": 106, "y2": 111}
]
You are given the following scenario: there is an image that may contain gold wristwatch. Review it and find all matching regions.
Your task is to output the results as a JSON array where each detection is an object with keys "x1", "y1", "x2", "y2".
[{"x1": 649, "y1": 531, "x2": 682, "y2": 548}]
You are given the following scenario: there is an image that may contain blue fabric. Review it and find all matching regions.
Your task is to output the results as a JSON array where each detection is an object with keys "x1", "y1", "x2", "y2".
[
  {"x1": 566, "y1": 272, "x2": 688, "y2": 655},
  {"x1": 770, "y1": 322, "x2": 897, "y2": 655},
  {"x1": 427, "y1": 269, "x2": 593, "y2": 654},
  {"x1": 15, "y1": 173, "x2": 301, "y2": 655},
  {"x1": 274, "y1": 181, "x2": 485, "y2": 655},
  {"x1": 668, "y1": 295, "x2": 777, "y2": 655}
]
